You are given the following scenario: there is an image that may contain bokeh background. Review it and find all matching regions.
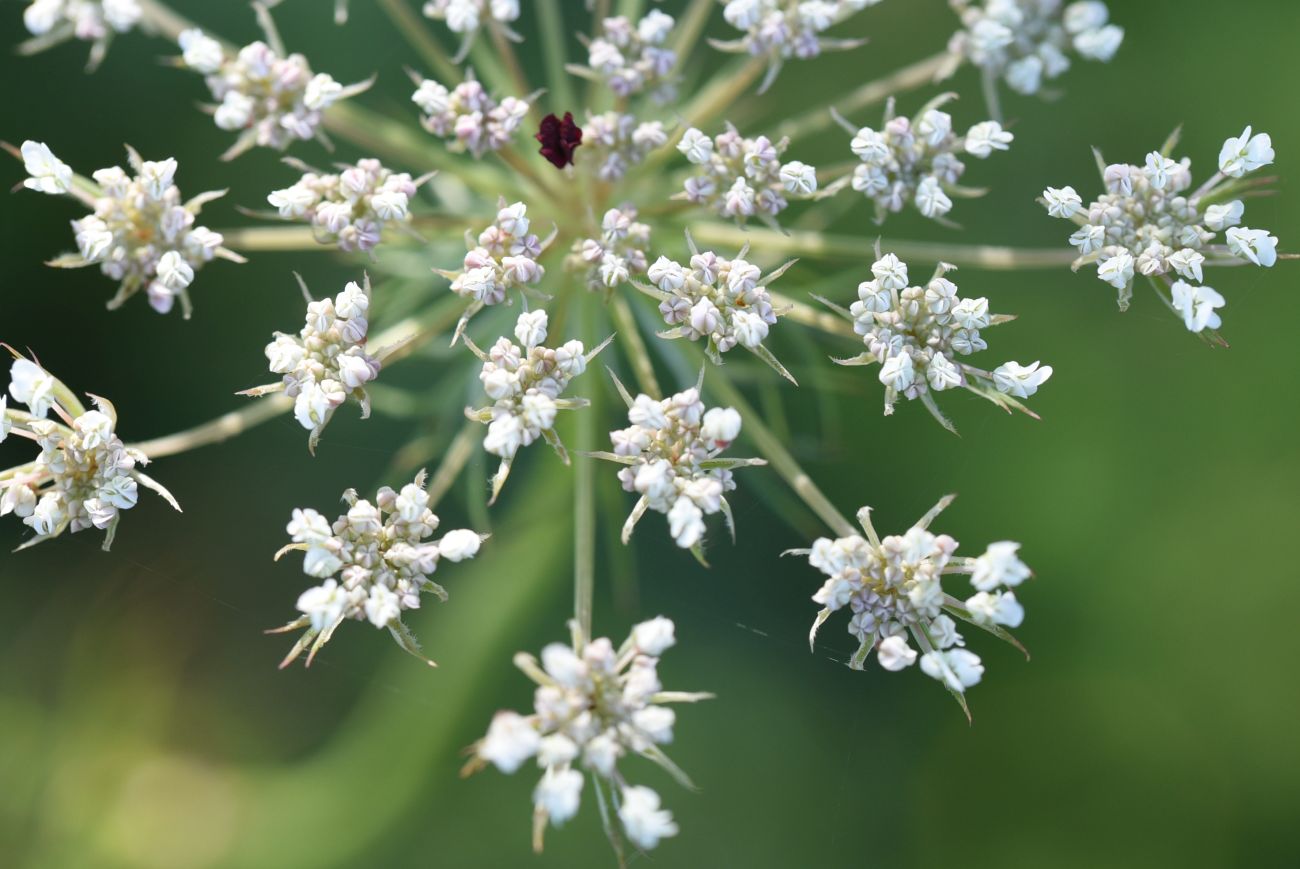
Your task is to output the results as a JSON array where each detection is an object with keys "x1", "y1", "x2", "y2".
[{"x1": 2, "y1": 1, "x2": 1298, "y2": 866}]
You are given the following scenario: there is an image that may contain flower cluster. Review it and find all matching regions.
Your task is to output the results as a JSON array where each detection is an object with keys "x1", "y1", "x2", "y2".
[
  {"x1": 411, "y1": 72, "x2": 531, "y2": 159},
  {"x1": 261, "y1": 278, "x2": 381, "y2": 451},
  {"x1": 267, "y1": 158, "x2": 427, "y2": 253},
  {"x1": 22, "y1": 0, "x2": 141, "y2": 68},
  {"x1": 177, "y1": 26, "x2": 371, "y2": 160},
  {"x1": 798, "y1": 496, "x2": 1029, "y2": 701},
  {"x1": 712, "y1": 0, "x2": 881, "y2": 91},
  {"x1": 602, "y1": 383, "x2": 761, "y2": 552},
  {"x1": 840, "y1": 96, "x2": 1013, "y2": 222},
  {"x1": 19, "y1": 141, "x2": 236, "y2": 317},
  {"x1": 1042, "y1": 127, "x2": 1279, "y2": 335},
  {"x1": 640, "y1": 238, "x2": 795, "y2": 381},
  {"x1": 464, "y1": 310, "x2": 604, "y2": 503},
  {"x1": 676, "y1": 123, "x2": 818, "y2": 227},
  {"x1": 583, "y1": 112, "x2": 669, "y2": 182},
  {"x1": 573, "y1": 206, "x2": 651, "y2": 292},
  {"x1": 2, "y1": 356, "x2": 178, "y2": 551},
  {"x1": 471, "y1": 617, "x2": 709, "y2": 853},
  {"x1": 577, "y1": 11, "x2": 677, "y2": 100},
  {"x1": 436, "y1": 201, "x2": 553, "y2": 328},
  {"x1": 271, "y1": 472, "x2": 485, "y2": 667},
  {"x1": 946, "y1": 0, "x2": 1124, "y2": 98},
  {"x1": 828, "y1": 253, "x2": 1051, "y2": 426},
  {"x1": 422, "y1": 0, "x2": 521, "y2": 61}
]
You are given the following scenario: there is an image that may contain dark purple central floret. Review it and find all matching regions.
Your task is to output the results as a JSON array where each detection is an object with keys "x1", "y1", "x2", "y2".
[{"x1": 536, "y1": 112, "x2": 583, "y2": 169}]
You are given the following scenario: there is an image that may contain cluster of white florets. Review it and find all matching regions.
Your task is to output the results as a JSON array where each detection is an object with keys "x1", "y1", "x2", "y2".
[
  {"x1": 468, "y1": 310, "x2": 590, "y2": 463},
  {"x1": 575, "y1": 206, "x2": 651, "y2": 291},
  {"x1": 475, "y1": 617, "x2": 706, "y2": 852},
  {"x1": 438, "y1": 201, "x2": 548, "y2": 306},
  {"x1": 947, "y1": 0, "x2": 1123, "y2": 96},
  {"x1": 267, "y1": 158, "x2": 421, "y2": 253},
  {"x1": 277, "y1": 474, "x2": 484, "y2": 666},
  {"x1": 411, "y1": 73, "x2": 530, "y2": 159},
  {"x1": 582, "y1": 11, "x2": 677, "y2": 100},
  {"x1": 178, "y1": 28, "x2": 368, "y2": 158},
  {"x1": 801, "y1": 497, "x2": 1029, "y2": 694},
  {"x1": 677, "y1": 124, "x2": 817, "y2": 226},
  {"x1": 2, "y1": 359, "x2": 174, "y2": 548},
  {"x1": 610, "y1": 388, "x2": 748, "y2": 550},
  {"x1": 837, "y1": 253, "x2": 1051, "y2": 418},
  {"x1": 1043, "y1": 127, "x2": 1278, "y2": 334},
  {"x1": 646, "y1": 247, "x2": 783, "y2": 355},
  {"x1": 714, "y1": 0, "x2": 881, "y2": 89},
  {"x1": 844, "y1": 99, "x2": 1013, "y2": 222},
  {"x1": 584, "y1": 112, "x2": 669, "y2": 182},
  {"x1": 20, "y1": 141, "x2": 229, "y2": 317},
  {"x1": 423, "y1": 0, "x2": 519, "y2": 41},
  {"x1": 265, "y1": 279, "x2": 380, "y2": 444},
  {"x1": 23, "y1": 0, "x2": 140, "y2": 44}
]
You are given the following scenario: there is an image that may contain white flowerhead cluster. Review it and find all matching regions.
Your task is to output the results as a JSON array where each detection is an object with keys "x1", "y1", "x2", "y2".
[
  {"x1": 410, "y1": 72, "x2": 531, "y2": 159},
  {"x1": 272, "y1": 471, "x2": 485, "y2": 667},
  {"x1": 2, "y1": 356, "x2": 178, "y2": 551},
  {"x1": 177, "y1": 26, "x2": 371, "y2": 160},
  {"x1": 604, "y1": 382, "x2": 762, "y2": 552},
  {"x1": 712, "y1": 0, "x2": 882, "y2": 92},
  {"x1": 19, "y1": 141, "x2": 235, "y2": 317},
  {"x1": 471, "y1": 617, "x2": 710, "y2": 853},
  {"x1": 262, "y1": 277, "x2": 380, "y2": 451},
  {"x1": 578, "y1": 11, "x2": 677, "y2": 100},
  {"x1": 676, "y1": 123, "x2": 819, "y2": 228},
  {"x1": 22, "y1": 0, "x2": 141, "y2": 68},
  {"x1": 574, "y1": 206, "x2": 651, "y2": 292},
  {"x1": 436, "y1": 200, "x2": 553, "y2": 317},
  {"x1": 797, "y1": 496, "x2": 1030, "y2": 703},
  {"x1": 828, "y1": 253, "x2": 1051, "y2": 426},
  {"x1": 267, "y1": 158, "x2": 427, "y2": 253},
  {"x1": 1042, "y1": 127, "x2": 1279, "y2": 337},
  {"x1": 839, "y1": 96, "x2": 1013, "y2": 223},
  {"x1": 584, "y1": 112, "x2": 669, "y2": 182},
  {"x1": 464, "y1": 309, "x2": 605, "y2": 503},
  {"x1": 640, "y1": 236, "x2": 796, "y2": 381},
  {"x1": 946, "y1": 0, "x2": 1123, "y2": 98},
  {"x1": 422, "y1": 0, "x2": 521, "y2": 61}
]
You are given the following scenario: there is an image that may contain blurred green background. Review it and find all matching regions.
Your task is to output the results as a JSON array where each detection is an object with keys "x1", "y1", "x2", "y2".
[{"x1": 2, "y1": 1, "x2": 1298, "y2": 866}]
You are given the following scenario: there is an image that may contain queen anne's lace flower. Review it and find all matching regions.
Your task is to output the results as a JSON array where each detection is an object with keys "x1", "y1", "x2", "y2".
[
  {"x1": 676, "y1": 123, "x2": 819, "y2": 228},
  {"x1": 177, "y1": 21, "x2": 372, "y2": 160},
  {"x1": 464, "y1": 309, "x2": 608, "y2": 503},
  {"x1": 638, "y1": 235, "x2": 797, "y2": 382},
  {"x1": 2, "y1": 355, "x2": 179, "y2": 550},
  {"x1": 571, "y1": 11, "x2": 678, "y2": 100},
  {"x1": 1042, "y1": 127, "x2": 1280, "y2": 338},
  {"x1": 469, "y1": 617, "x2": 709, "y2": 853},
  {"x1": 712, "y1": 0, "x2": 882, "y2": 92},
  {"x1": 21, "y1": 0, "x2": 142, "y2": 69},
  {"x1": 583, "y1": 112, "x2": 669, "y2": 182},
  {"x1": 18, "y1": 141, "x2": 238, "y2": 317},
  {"x1": 436, "y1": 200, "x2": 555, "y2": 335},
  {"x1": 270, "y1": 471, "x2": 485, "y2": 667},
  {"x1": 267, "y1": 158, "x2": 430, "y2": 253},
  {"x1": 255, "y1": 277, "x2": 380, "y2": 452},
  {"x1": 824, "y1": 252, "x2": 1051, "y2": 428},
  {"x1": 572, "y1": 206, "x2": 651, "y2": 292},
  {"x1": 600, "y1": 381, "x2": 763, "y2": 554},
  {"x1": 411, "y1": 71, "x2": 531, "y2": 159},
  {"x1": 838, "y1": 95, "x2": 1013, "y2": 223},
  {"x1": 423, "y1": 0, "x2": 521, "y2": 61},
  {"x1": 945, "y1": 0, "x2": 1124, "y2": 103},
  {"x1": 795, "y1": 495, "x2": 1030, "y2": 708}
]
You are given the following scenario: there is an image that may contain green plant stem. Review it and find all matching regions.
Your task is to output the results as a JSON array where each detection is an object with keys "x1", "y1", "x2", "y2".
[
  {"x1": 574, "y1": 297, "x2": 598, "y2": 639},
  {"x1": 377, "y1": 0, "x2": 461, "y2": 83},
  {"x1": 609, "y1": 294, "x2": 663, "y2": 399},
  {"x1": 425, "y1": 419, "x2": 479, "y2": 509},
  {"x1": 705, "y1": 373, "x2": 857, "y2": 539},
  {"x1": 537, "y1": 0, "x2": 576, "y2": 109},
  {"x1": 690, "y1": 223, "x2": 1080, "y2": 270}
]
